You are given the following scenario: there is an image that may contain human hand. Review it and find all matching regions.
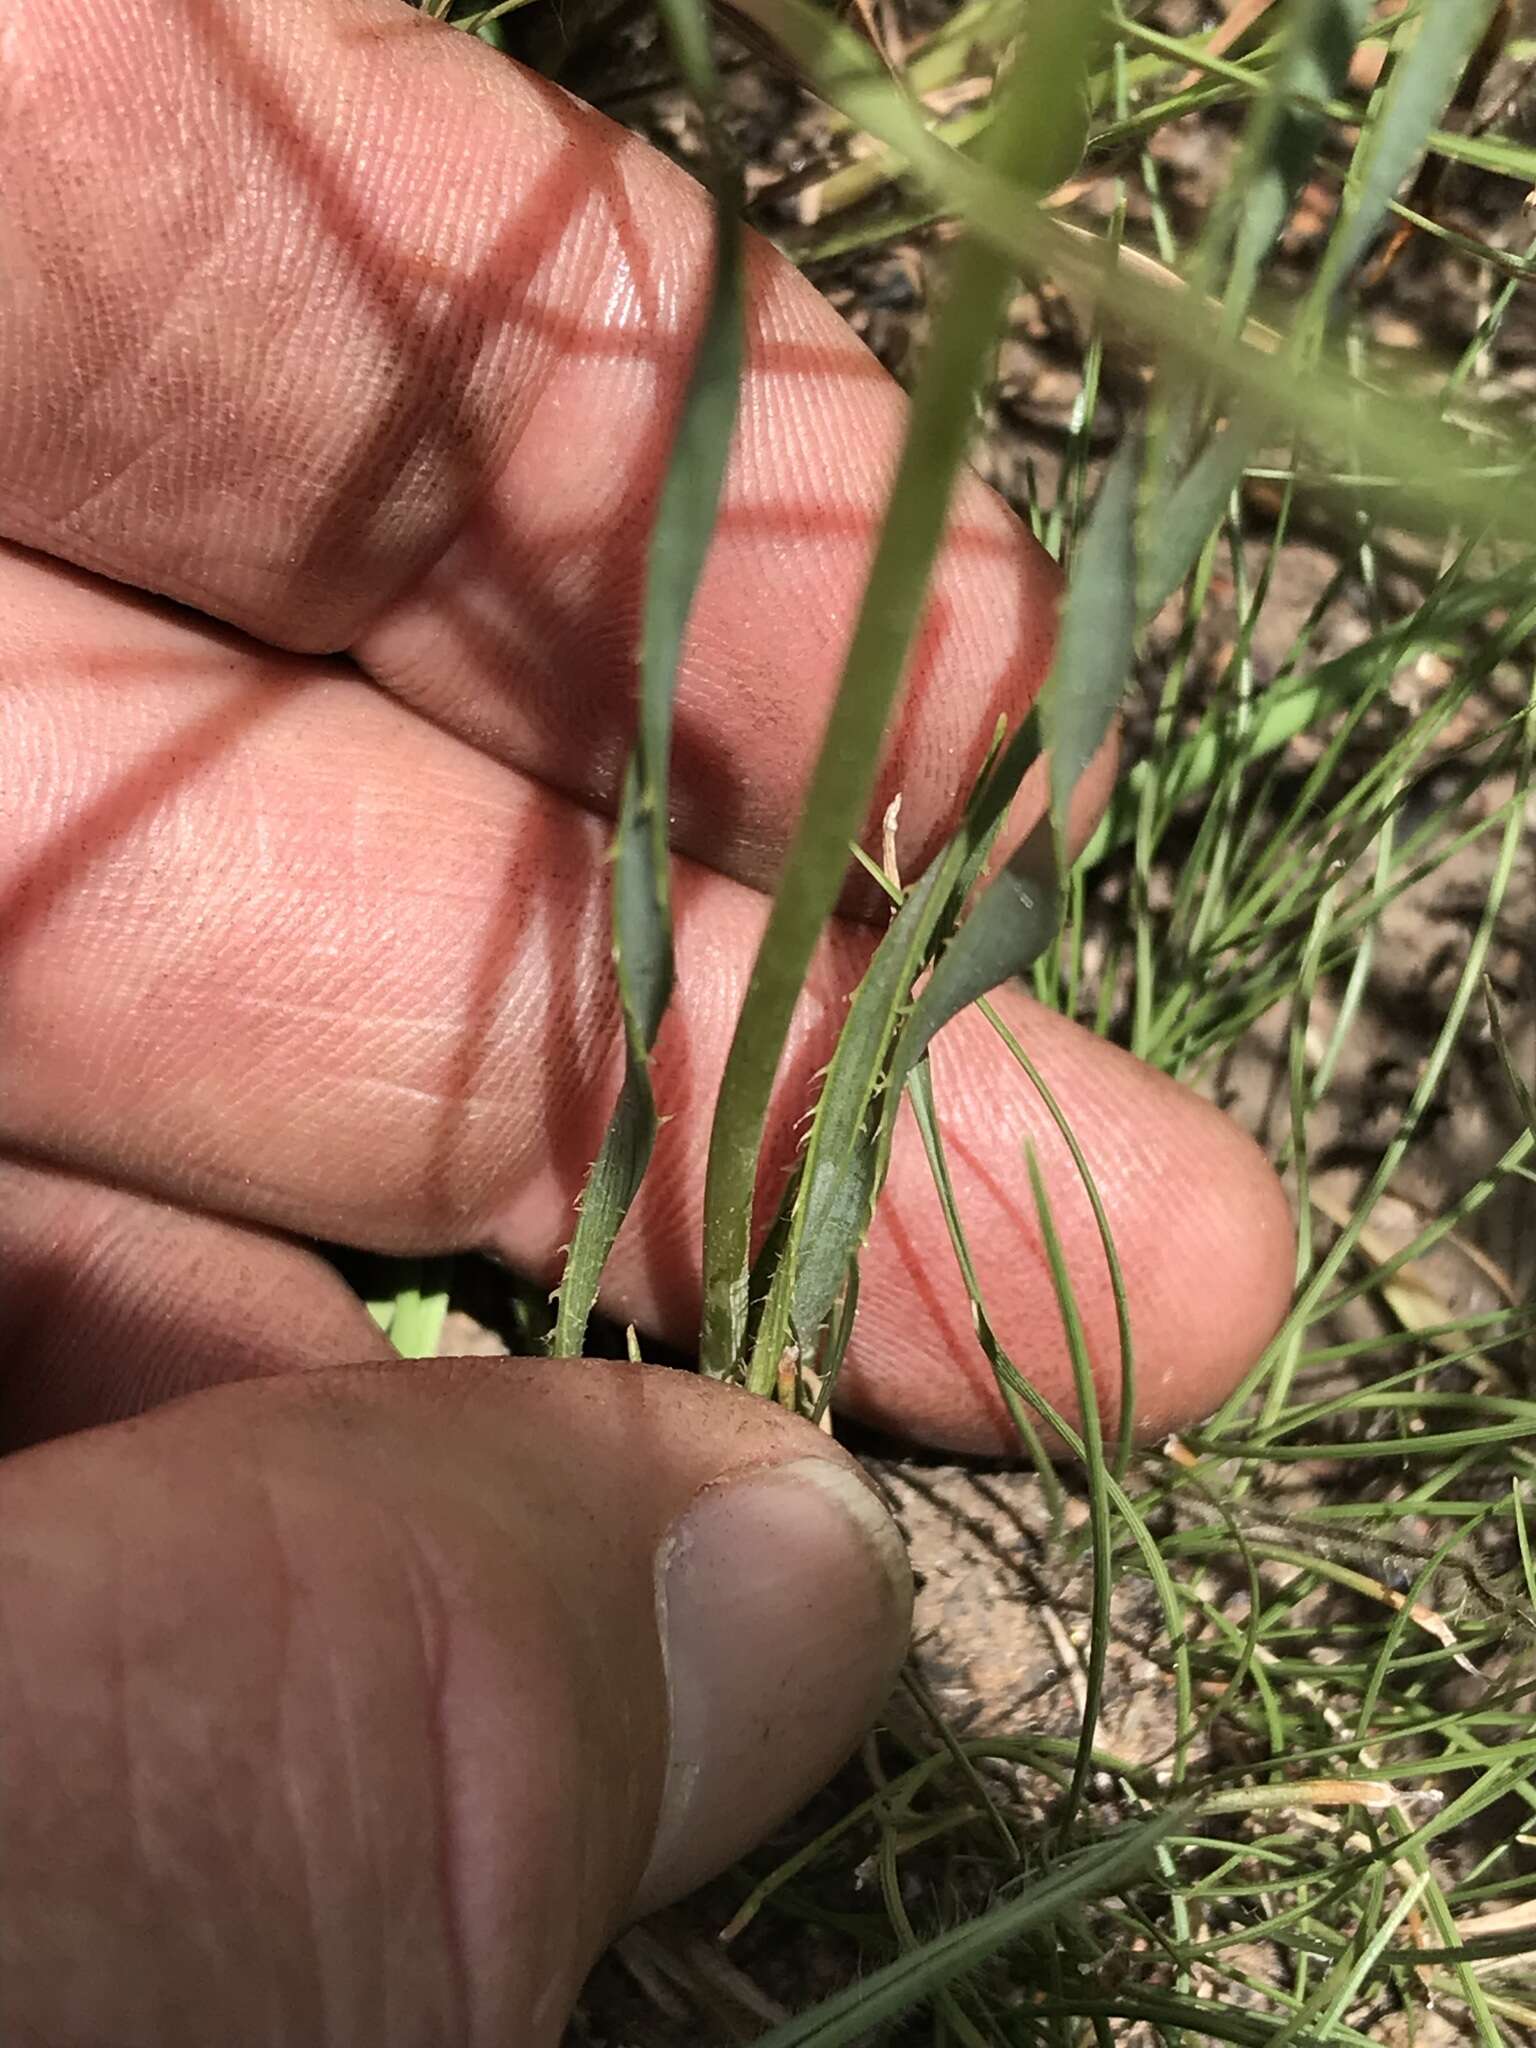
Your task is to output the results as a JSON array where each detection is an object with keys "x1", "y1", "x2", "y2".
[{"x1": 0, "y1": 1, "x2": 1294, "y2": 2036}]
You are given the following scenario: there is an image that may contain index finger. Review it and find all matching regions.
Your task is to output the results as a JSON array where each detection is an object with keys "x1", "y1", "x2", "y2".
[{"x1": 1, "y1": 0, "x2": 1063, "y2": 899}]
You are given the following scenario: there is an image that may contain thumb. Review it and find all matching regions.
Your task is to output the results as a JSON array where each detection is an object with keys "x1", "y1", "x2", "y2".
[{"x1": 0, "y1": 1359, "x2": 910, "y2": 2047}]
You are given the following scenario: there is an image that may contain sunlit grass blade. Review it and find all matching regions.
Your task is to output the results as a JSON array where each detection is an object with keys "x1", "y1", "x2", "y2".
[
  {"x1": 549, "y1": 0, "x2": 742, "y2": 1355},
  {"x1": 1310, "y1": 0, "x2": 1502, "y2": 305},
  {"x1": 1211, "y1": 0, "x2": 1369, "y2": 325}
]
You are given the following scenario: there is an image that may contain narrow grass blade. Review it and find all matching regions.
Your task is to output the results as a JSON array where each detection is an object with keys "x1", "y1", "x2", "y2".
[
  {"x1": 1042, "y1": 438, "x2": 1137, "y2": 870},
  {"x1": 1024, "y1": 1145, "x2": 1114, "y2": 1833},
  {"x1": 1026, "y1": 1987, "x2": 1357, "y2": 2044},
  {"x1": 1487, "y1": 984, "x2": 1536, "y2": 1137},
  {"x1": 749, "y1": 1805, "x2": 1190, "y2": 2048},
  {"x1": 550, "y1": 0, "x2": 742, "y2": 1354},
  {"x1": 1312, "y1": 0, "x2": 1501, "y2": 302},
  {"x1": 891, "y1": 446, "x2": 1137, "y2": 1085},
  {"x1": 1218, "y1": 0, "x2": 1369, "y2": 323},
  {"x1": 1141, "y1": 420, "x2": 1258, "y2": 618},
  {"x1": 908, "y1": 1058, "x2": 1064, "y2": 1511},
  {"x1": 908, "y1": 1063, "x2": 1195, "y2": 1767},
  {"x1": 977, "y1": 996, "x2": 1139, "y2": 1481}
]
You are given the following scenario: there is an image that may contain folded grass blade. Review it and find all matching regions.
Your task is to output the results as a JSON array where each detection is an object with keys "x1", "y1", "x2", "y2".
[
  {"x1": 699, "y1": 3, "x2": 1105, "y2": 1380},
  {"x1": 745, "y1": 720, "x2": 1039, "y2": 1394},
  {"x1": 550, "y1": 0, "x2": 742, "y2": 1355}
]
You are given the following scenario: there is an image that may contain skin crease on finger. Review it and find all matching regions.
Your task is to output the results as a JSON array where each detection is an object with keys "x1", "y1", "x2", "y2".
[
  {"x1": 0, "y1": 1153, "x2": 394, "y2": 1451},
  {"x1": 0, "y1": 0, "x2": 1065, "y2": 911},
  {"x1": 0, "y1": 544, "x2": 1294, "y2": 1454}
]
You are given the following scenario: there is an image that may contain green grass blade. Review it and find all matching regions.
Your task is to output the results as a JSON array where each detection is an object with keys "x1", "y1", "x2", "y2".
[
  {"x1": 1043, "y1": 438, "x2": 1137, "y2": 869},
  {"x1": 1216, "y1": 0, "x2": 1370, "y2": 325},
  {"x1": 1023, "y1": 1144, "x2": 1113, "y2": 1834},
  {"x1": 908, "y1": 1063, "x2": 1195, "y2": 1769},
  {"x1": 747, "y1": 850, "x2": 973, "y2": 1391},
  {"x1": 1311, "y1": 0, "x2": 1501, "y2": 303},
  {"x1": 976, "y1": 996, "x2": 1138, "y2": 1480},
  {"x1": 889, "y1": 445, "x2": 1136, "y2": 1084},
  {"x1": 698, "y1": 3, "x2": 1104, "y2": 1379},
  {"x1": 1140, "y1": 420, "x2": 1259, "y2": 619},
  {"x1": 749, "y1": 1805, "x2": 1191, "y2": 2048},
  {"x1": 896, "y1": 814, "x2": 1060, "y2": 1083},
  {"x1": 908, "y1": 1057, "x2": 1065, "y2": 1512},
  {"x1": 369, "y1": 1258, "x2": 452, "y2": 1358},
  {"x1": 549, "y1": 1, "x2": 742, "y2": 1355},
  {"x1": 746, "y1": 714, "x2": 1047, "y2": 1392}
]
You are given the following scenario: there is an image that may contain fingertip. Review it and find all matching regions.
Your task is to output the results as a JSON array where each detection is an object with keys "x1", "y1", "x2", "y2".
[
  {"x1": 0, "y1": 1156, "x2": 394, "y2": 1452},
  {"x1": 1106, "y1": 1078, "x2": 1295, "y2": 1446}
]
